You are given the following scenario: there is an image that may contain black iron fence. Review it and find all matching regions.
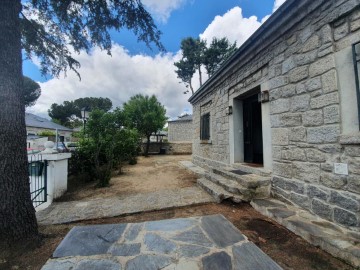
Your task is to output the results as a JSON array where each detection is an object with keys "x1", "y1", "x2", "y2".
[{"x1": 28, "y1": 154, "x2": 48, "y2": 208}]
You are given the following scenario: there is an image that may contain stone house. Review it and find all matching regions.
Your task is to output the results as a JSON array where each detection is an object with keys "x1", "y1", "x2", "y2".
[
  {"x1": 189, "y1": 0, "x2": 360, "y2": 266},
  {"x1": 168, "y1": 114, "x2": 193, "y2": 142}
]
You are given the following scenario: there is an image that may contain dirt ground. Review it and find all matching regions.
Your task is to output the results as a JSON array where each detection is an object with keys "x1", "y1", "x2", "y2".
[
  {"x1": 0, "y1": 155, "x2": 355, "y2": 270},
  {"x1": 57, "y1": 155, "x2": 197, "y2": 202}
]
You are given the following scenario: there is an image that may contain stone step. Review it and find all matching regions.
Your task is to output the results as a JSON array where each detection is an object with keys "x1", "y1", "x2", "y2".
[
  {"x1": 226, "y1": 163, "x2": 272, "y2": 177},
  {"x1": 251, "y1": 198, "x2": 360, "y2": 268},
  {"x1": 212, "y1": 168, "x2": 271, "y2": 190},
  {"x1": 204, "y1": 171, "x2": 255, "y2": 201},
  {"x1": 197, "y1": 178, "x2": 245, "y2": 203}
]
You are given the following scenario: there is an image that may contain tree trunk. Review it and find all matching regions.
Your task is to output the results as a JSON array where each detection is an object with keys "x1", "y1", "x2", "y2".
[
  {"x1": 198, "y1": 65, "x2": 202, "y2": 86},
  {"x1": 144, "y1": 135, "x2": 151, "y2": 157},
  {"x1": 189, "y1": 81, "x2": 194, "y2": 95},
  {"x1": 0, "y1": 0, "x2": 39, "y2": 244}
]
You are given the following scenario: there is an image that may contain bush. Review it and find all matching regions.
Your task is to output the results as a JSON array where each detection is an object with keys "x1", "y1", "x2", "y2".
[
  {"x1": 69, "y1": 109, "x2": 140, "y2": 187},
  {"x1": 37, "y1": 130, "x2": 56, "y2": 136}
]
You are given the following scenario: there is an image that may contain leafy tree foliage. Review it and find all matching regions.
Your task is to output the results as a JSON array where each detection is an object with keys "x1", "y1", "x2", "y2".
[
  {"x1": 0, "y1": 0, "x2": 163, "y2": 244},
  {"x1": 83, "y1": 109, "x2": 139, "y2": 187},
  {"x1": 21, "y1": 0, "x2": 164, "y2": 77},
  {"x1": 71, "y1": 109, "x2": 139, "y2": 187},
  {"x1": 174, "y1": 37, "x2": 237, "y2": 94},
  {"x1": 203, "y1": 38, "x2": 237, "y2": 77},
  {"x1": 123, "y1": 94, "x2": 167, "y2": 156},
  {"x1": 48, "y1": 97, "x2": 113, "y2": 128},
  {"x1": 23, "y1": 76, "x2": 41, "y2": 107},
  {"x1": 174, "y1": 37, "x2": 206, "y2": 94}
]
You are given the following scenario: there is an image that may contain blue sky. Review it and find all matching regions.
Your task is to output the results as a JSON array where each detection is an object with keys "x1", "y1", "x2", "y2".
[{"x1": 25, "y1": 0, "x2": 285, "y2": 119}]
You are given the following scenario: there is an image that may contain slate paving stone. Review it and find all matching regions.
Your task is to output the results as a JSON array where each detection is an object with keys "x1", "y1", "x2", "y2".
[
  {"x1": 171, "y1": 226, "x2": 213, "y2": 247},
  {"x1": 125, "y1": 223, "x2": 143, "y2": 241},
  {"x1": 287, "y1": 220, "x2": 326, "y2": 236},
  {"x1": 145, "y1": 217, "x2": 196, "y2": 232},
  {"x1": 126, "y1": 254, "x2": 173, "y2": 270},
  {"x1": 53, "y1": 224, "x2": 126, "y2": 257},
  {"x1": 44, "y1": 215, "x2": 284, "y2": 270},
  {"x1": 233, "y1": 242, "x2": 283, "y2": 270},
  {"x1": 201, "y1": 215, "x2": 245, "y2": 248},
  {"x1": 268, "y1": 207, "x2": 296, "y2": 218},
  {"x1": 145, "y1": 233, "x2": 177, "y2": 254},
  {"x1": 42, "y1": 259, "x2": 77, "y2": 270},
  {"x1": 202, "y1": 251, "x2": 232, "y2": 270},
  {"x1": 164, "y1": 259, "x2": 200, "y2": 270},
  {"x1": 76, "y1": 259, "x2": 121, "y2": 270},
  {"x1": 108, "y1": 243, "x2": 141, "y2": 256},
  {"x1": 252, "y1": 199, "x2": 286, "y2": 208},
  {"x1": 178, "y1": 244, "x2": 210, "y2": 258}
]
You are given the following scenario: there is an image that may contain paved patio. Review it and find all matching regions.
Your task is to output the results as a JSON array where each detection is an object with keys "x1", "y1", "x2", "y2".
[{"x1": 42, "y1": 214, "x2": 283, "y2": 270}]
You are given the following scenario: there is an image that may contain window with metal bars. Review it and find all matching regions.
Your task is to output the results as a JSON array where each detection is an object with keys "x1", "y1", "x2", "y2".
[
  {"x1": 200, "y1": 113, "x2": 210, "y2": 140},
  {"x1": 352, "y1": 41, "x2": 360, "y2": 129}
]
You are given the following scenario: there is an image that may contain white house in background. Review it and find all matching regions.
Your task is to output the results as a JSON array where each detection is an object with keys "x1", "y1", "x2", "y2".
[{"x1": 25, "y1": 113, "x2": 73, "y2": 142}]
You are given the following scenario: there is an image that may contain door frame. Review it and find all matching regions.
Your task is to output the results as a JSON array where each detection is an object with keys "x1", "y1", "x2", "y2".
[{"x1": 229, "y1": 82, "x2": 273, "y2": 170}]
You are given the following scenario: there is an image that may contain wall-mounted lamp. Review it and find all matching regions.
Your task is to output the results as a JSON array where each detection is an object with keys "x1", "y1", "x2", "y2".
[
  {"x1": 258, "y1": 90, "x2": 270, "y2": 103},
  {"x1": 226, "y1": 105, "x2": 233, "y2": 115}
]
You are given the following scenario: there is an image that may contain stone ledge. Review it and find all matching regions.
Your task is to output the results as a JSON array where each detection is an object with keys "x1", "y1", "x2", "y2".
[
  {"x1": 340, "y1": 133, "x2": 360, "y2": 145},
  {"x1": 251, "y1": 198, "x2": 360, "y2": 268}
]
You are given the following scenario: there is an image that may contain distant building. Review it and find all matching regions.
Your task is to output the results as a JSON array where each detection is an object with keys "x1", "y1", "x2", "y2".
[
  {"x1": 168, "y1": 114, "x2": 192, "y2": 142},
  {"x1": 25, "y1": 113, "x2": 73, "y2": 142}
]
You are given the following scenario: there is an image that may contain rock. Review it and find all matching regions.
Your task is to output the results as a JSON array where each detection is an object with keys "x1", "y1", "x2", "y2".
[
  {"x1": 144, "y1": 233, "x2": 176, "y2": 254},
  {"x1": 202, "y1": 251, "x2": 232, "y2": 270},
  {"x1": 272, "y1": 128, "x2": 289, "y2": 146},
  {"x1": 126, "y1": 255, "x2": 172, "y2": 270},
  {"x1": 125, "y1": 223, "x2": 143, "y2": 241},
  {"x1": 41, "y1": 259, "x2": 77, "y2": 270},
  {"x1": 76, "y1": 259, "x2": 121, "y2": 270},
  {"x1": 311, "y1": 199, "x2": 333, "y2": 220},
  {"x1": 333, "y1": 208, "x2": 358, "y2": 227},
  {"x1": 145, "y1": 218, "x2": 196, "y2": 232},
  {"x1": 52, "y1": 224, "x2": 126, "y2": 257},
  {"x1": 171, "y1": 226, "x2": 213, "y2": 247},
  {"x1": 303, "y1": 110, "x2": 323, "y2": 126},
  {"x1": 307, "y1": 125, "x2": 340, "y2": 144},
  {"x1": 307, "y1": 185, "x2": 329, "y2": 201},
  {"x1": 201, "y1": 215, "x2": 245, "y2": 248},
  {"x1": 108, "y1": 243, "x2": 141, "y2": 256},
  {"x1": 178, "y1": 244, "x2": 210, "y2": 258},
  {"x1": 233, "y1": 243, "x2": 283, "y2": 270}
]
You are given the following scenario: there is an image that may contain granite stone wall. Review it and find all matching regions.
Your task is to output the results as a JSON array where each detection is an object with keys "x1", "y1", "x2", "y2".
[
  {"x1": 168, "y1": 121, "x2": 193, "y2": 142},
  {"x1": 191, "y1": 0, "x2": 360, "y2": 230}
]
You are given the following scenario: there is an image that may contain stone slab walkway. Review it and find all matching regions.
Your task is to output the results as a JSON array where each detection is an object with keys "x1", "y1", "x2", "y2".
[
  {"x1": 251, "y1": 198, "x2": 360, "y2": 268},
  {"x1": 42, "y1": 214, "x2": 283, "y2": 270},
  {"x1": 37, "y1": 187, "x2": 215, "y2": 225},
  {"x1": 179, "y1": 161, "x2": 206, "y2": 177}
]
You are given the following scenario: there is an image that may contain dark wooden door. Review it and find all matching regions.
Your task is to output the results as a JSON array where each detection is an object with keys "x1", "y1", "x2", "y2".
[{"x1": 243, "y1": 94, "x2": 263, "y2": 164}]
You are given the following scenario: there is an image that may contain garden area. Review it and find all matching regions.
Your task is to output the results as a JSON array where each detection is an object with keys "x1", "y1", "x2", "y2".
[{"x1": 1, "y1": 155, "x2": 354, "y2": 270}]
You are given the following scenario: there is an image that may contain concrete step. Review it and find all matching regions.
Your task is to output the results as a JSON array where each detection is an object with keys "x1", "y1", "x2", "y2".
[
  {"x1": 197, "y1": 178, "x2": 245, "y2": 203},
  {"x1": 251, "y1": 198, "x2": 360, "y2": 268},
  {"x1": 212, "y1": 168, "x2": 271, "y2": 190},
  {"x1": 204, "y1": 171, "x2": 255, "y2": 201}
]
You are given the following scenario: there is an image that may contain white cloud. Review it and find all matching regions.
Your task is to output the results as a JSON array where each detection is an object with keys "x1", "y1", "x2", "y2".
[
  {"x1": 273, "y1": 0, "x2": 287, "y2": 12},
  {"x1": 199, "y1": 7, "x2": 262, "y2": 47},
  {"x1": 142, "y1": 0, "x2": 187, "y2": 23},
  {"x1": 27, "y1": 45, "x2": 191, "y2": 120}
]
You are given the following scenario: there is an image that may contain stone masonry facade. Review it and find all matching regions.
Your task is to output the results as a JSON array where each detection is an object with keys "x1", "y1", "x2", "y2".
[
  {"x1": 168, "y1": 119, "x2": 193, "y2": 142},
  {"x1": 190, "y1": 0, "x2": 360, "y2": 231}
]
